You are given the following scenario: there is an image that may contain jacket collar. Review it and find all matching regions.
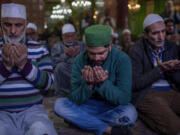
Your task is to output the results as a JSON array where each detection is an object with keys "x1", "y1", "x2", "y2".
[{"x1": 143, "y1": 38, "x2": 172, "y2": 63}]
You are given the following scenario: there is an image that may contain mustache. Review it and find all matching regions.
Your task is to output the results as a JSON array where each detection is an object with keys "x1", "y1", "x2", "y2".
[
  {"x1": 91, "y1": 60, "x2": 104, "y2": 66},
  {"x1": 2, "y1": 29, "x2": 26, "y2": 44},
  {"x1": 156, "y1": 39, "x2": 165, "y2": 42},
  {"x1": 64, "y1": 41, "x2": 74, "y2": 46},
  {"x1": 8, "y1": 34, "x2": 18, "y2": 38}
]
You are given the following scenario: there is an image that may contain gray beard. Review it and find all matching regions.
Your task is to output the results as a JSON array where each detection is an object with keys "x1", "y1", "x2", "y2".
[{"x1": 2, "y1": 29, "x2": 26, "y2": 45}]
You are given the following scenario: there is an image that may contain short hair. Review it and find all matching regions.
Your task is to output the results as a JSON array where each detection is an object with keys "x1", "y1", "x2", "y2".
[
  {"x1": 164, "y1": 18, "x2": 174, "y2": 25},
  {"x1": 144, "y1": 26, "x2": 151, "y2": 33}
]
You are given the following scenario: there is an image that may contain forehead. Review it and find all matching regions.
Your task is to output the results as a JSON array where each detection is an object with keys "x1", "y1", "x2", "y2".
[
  {"x1": 149, "y1": 21, "x2": 165, "y2": 32},
  {"x1": 166, "y1": 22, "x2": 174, "y2": 25},
  {"x1": 2, "y1": 17, "x2": 25, "y2": 24},
  {"x1": 26, "y1": 28, "x2": 35, "y2": 32},
  {"x1": 122, "y1": 32, "x2": 130, "y2": 36},
  {"x1": 62, "y1": 32, "x2": 75, "y2": 36}
]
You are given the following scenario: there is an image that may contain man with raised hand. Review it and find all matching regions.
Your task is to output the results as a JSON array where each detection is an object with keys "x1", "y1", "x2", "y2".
[
  {"x1": 129, "y1": 13, "x2": 180, "y2": 135},
  {"x1": 26, "y1": 22, "x2": 39, "y2": 41},
  {"x1": 54, "y1": 24, "x2": 137, "y2": 135},
  {"x1": 51, "y1": 23, "x2": 85, "y2": 96},
  {"x1": 0, "y1": 3, "x2": 57, "y2": 135}
]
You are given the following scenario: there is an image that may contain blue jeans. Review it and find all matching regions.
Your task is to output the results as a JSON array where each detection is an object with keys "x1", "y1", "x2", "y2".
[{"x1": 54, "y1": 98, "x2": 137, "y2": 135}]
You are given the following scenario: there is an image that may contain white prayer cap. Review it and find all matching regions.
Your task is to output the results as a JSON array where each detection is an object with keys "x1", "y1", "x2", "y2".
[
  {"x1": 143, "y1": 14, "x2": 164, "y2": 29},
  {"x1": 62, "y1": 24, "x2": 75, "y2": 34},
  {"x1": 1, "y1": 3, "x2": 26, "y2": 19},
  {"x1": 27, "y1": 23, "x2": 37, "y2": 32},
  {"x1": 112, "y1": 33, "x2": 118, "y2": 38},
  {"x1": 122, "y1": 29, "x2": 131, "y2": 34}
]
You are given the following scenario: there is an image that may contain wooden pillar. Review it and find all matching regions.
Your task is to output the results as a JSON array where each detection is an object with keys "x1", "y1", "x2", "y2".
[{"x1": 116, "y1": 0, "x2": 129, "y2": 30}]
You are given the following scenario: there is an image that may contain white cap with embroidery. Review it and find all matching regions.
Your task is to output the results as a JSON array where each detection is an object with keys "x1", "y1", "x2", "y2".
[
  {"x1": 1, "y1": 3, "x2": 26, "y2": 19},
  {"x1": 27, "y1": 23, "x2": 37, "y2": 32},
  {"x1": 143, "y1": 14, "x2": 164, "y2": 29},
  {"x1": 62, "y1": 24, "x2": 75, "y2": 34}
]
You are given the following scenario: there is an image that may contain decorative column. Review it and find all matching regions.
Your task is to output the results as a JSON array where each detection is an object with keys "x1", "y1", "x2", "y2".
[{"x1": 116, "y1": 0, "x2": 129, "y2": 30}]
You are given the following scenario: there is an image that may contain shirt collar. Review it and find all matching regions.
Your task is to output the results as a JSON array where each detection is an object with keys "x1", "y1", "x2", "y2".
[{"x1": 147, "y1": 42, "x2": 165, "y2": 54}]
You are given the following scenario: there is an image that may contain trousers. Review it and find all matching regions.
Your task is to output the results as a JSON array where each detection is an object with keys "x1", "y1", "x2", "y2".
[
  {"x1": 138, "y1": 90, "x2": 180, "y2": 135},
  {"x1": 0, "y1": 104, "x2": 57, "y2": 135},
  {"x1": 54, "y1": 62, "x2": 72, "y2": 96},
  {"x1": 54, "y1": 98, "x2": 137, "y2": 135}
]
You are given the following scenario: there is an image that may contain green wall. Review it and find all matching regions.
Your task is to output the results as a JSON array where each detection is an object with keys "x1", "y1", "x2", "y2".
[{"x1": 128, "y1": 0, "x2": 167, "y2": 36}]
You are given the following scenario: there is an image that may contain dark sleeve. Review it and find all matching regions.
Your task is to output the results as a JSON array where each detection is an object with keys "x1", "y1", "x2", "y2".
[
  {"x1": 51, "y1": 43, "x2": 69, "y2": 67},
  {"x1": 0, "y1": 61, "x2": 12, "y2": 84},
  {"x1": 68, "y1": 55, "x2": 94, "y2": 105},
  {"x1": 128, "y1": 45, "x2": 162, "y2": 92},
  {"x1": 178, "y1": 45, "x2": 180, "y2": 59},
  {"x1": 95, "y1": 54, "x2": 132, "y2": 105},
  {"x1": 165, "y1": 44, "x2": 180, "y2": 88}
]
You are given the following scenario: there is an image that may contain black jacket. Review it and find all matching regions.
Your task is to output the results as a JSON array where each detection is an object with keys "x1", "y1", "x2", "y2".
[{"x1": 129, "y1": 38, "x2": 180, "y2": 106}]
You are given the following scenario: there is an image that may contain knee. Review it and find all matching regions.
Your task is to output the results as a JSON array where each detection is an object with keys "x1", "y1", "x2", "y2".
[
  {"x1": 153, "y1": 97, "x2": 168, "y2": 106},
  {"x1": 54, "y1": 63, "x2": 65, "y2": 73},
  {"x1": 25, "y1": 121, "x2": 53, "y2": 135},
  {"x1": 141, "y1": 96, "x2": 168, "y2": 107},
  {"x1": 125, "y1": 104, "x2": 137, "y2": 123},
  {"x1": 118, "y1": 104, "x2": 138, "y2": 126},
  {"x1": 0, "y1": 123, "x2": 9, "y2": 134},
  {"x1": 55, "y1": 63, "x2": 63, "y2": 69},
  {"x1": 54, "y1": 98, "x2": 71, "y2": 115}
]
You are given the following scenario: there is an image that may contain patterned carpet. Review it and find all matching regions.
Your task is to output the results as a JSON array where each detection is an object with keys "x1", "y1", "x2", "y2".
[{"x1": 43, "y1": 95, "x2": 159, "y2": 135}]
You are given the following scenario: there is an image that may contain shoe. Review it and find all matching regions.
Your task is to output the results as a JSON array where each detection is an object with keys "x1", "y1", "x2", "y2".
[{"x1": 111, "y1": 126, "x2": 132, "y2": 135}]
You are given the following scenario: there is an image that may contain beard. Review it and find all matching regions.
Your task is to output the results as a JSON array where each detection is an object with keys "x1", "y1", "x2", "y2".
[
  {"x1": 2, "y1": 29, "x2": 26, "y2": 45},
  {"x1": 93, "y1": 60, "x2": 104, "y2": 66},
  {"x1": 64, "y1": 41, "x2": 73, "y2": 46},
  {"x1": 64, "y1": 40, "x2": 78, "y2": 47},
  {"x1": 89, "y1": 59, "x2": 105, "y2": 66}
]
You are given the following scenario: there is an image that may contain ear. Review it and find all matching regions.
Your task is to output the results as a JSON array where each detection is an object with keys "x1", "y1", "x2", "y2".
[{"x1": 143, "y1": 31, "x2": 148, "y2": 39}]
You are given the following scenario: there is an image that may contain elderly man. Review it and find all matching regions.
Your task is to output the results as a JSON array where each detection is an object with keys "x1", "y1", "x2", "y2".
[
  {"x1": 121, "y1": 29, "x2": 134, "y2": 54},
  {"x1": 26, "y1": 22, "x2": 38, "y2": 41},
  {"x1": 51, "y1": 23, "x2": 85, "y2": 96},
  {"x1": 0, "y1": 3, "x2": 57, "y2": 135},
  {"x1": 54, "y1": 25, "x2": 137, "y2": 135},
  {"x1": 129, "y1": 14, "x2": 180, "y2": 135}
]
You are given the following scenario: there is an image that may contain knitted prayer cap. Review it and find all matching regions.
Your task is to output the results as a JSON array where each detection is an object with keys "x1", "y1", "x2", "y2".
[
  {"x1": 143, "y1": 14, "x2": 164, "y2": 29},
  {"x1": 1, "y1": 3, "x2": 26, "y2": 19},
  {"x1": 85, "y1": 25, "x2": 111, "y2": 47}
]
